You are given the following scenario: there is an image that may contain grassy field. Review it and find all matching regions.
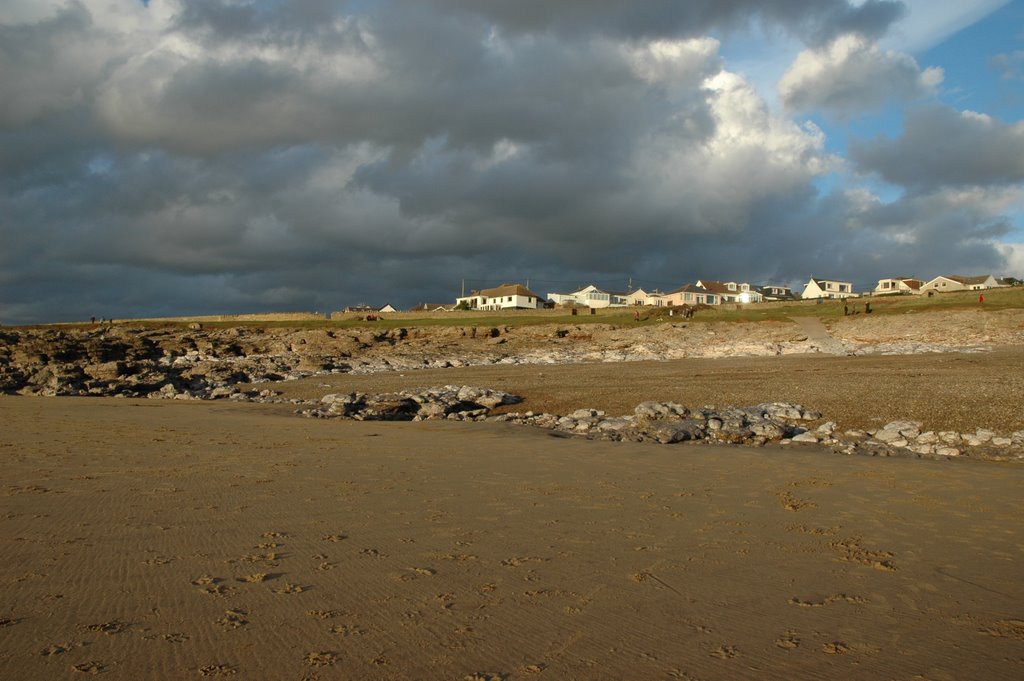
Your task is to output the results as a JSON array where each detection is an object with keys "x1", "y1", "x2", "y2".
[{"x1": 19, "y1": 286, "x2": 1024, "y2": 330}]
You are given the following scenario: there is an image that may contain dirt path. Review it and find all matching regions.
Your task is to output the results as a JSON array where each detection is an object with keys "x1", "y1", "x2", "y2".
[{"x1": 789, "y1": 316, "x2": 847, "y2": 354}]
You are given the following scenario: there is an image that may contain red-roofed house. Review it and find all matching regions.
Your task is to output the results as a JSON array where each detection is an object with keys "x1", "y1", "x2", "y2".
[{"x1": 873, "y1": 277, "x2": 924, "y2": 295}]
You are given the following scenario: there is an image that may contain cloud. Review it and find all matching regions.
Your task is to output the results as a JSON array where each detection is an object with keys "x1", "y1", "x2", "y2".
[
  {"x1": 850, "y1": 105, "x2": 1024, "y2": 191},
  {"x1": 884, "y1": 0, "x2": 1012, "y2": 53},
  {"x1": 414, "y1": 0, "x2": 905, "y2": 44},
  {"x1": 779, "y1": 33, "x2": 942, "y2": 116},
  {"x1": 1, "y1": 1, "x2": 1021, "y2": 324},
  {"x1": 990, "y1": 50, "x2": 1024, "y2": 81}
]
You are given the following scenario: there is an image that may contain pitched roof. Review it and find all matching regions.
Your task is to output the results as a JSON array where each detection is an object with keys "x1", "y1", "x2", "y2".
[
  {"x1": 408, "y1": 303, "x2": 450, "y2": 312},
  {"x1": 667, "y1": 283, "x2": 712, "y2": 295},
  {"x1": 478, "y1": 283, "x2": 543, "y2": 299},
  {"x1": 697, "y1": 280, "x2": 732, "y2": 294}
]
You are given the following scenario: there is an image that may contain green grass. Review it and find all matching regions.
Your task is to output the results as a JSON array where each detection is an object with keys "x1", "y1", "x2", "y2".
[{"x1": 14, "y1": 286, "x2": 1023, "y2": 331}]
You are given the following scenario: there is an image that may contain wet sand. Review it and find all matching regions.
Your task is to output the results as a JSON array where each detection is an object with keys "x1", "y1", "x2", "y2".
[
  {"x1": 271, "y1": 347, "x2": 1024, "y2": 434},
  {"x1": 2, "y1": 396, "x2": 1022, "y2": 680}
]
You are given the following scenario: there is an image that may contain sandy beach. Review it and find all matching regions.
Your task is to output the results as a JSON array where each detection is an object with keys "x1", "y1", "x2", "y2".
[{"x1": 3, "y1": 389, "x2": 1022, "y2": 680}]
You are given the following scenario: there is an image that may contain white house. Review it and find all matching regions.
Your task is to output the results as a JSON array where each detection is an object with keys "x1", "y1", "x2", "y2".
[
  {"x1": 546, "y1": 284, "x2": 629, "y2": 308},
  {"x1": 921, "y1": 275, "x2": 1008, "y2": 293},
  {"x1": 696, "y1": 280, "x2": 763, "y2": 304},
  {"x1": 661, "y1": 284, "x2": 720, "y2": 306},
  {"x1": 625, "y1": 288, "x2": 665, "y2": 306},
  {"x1": 757, "y1": 284, "x2": 798, "y2": 301},
  {"x1": 456, "y1": 283, "x2": 544, "y2": 310},
  {"x1": 802, "y1": 278, "x2": 858, "y2": 300},
  {"x1": 873, "y1": 278, "x2": 923, "y2": 296}
]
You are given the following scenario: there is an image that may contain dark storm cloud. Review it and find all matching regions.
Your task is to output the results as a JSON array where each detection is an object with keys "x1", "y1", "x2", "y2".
[
  {"x1": 0, "y1": 1, "x2": 1017, "y2": 325},
  {"x1": 850, "y1": 105, "x2": 1024, "y2": 191},
  {"x1": 412, "y1": 0, "x2": 904, "y2": 44}
]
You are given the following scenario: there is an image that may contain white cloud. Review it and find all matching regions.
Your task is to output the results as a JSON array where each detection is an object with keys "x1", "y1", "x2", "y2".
[
  {"x1": 779, "y1": 33, "x2": 942, "y2": 116},
  {"x1": 883, "y1": 0, "x2": 1012, "y2": 53},
  {"x1": 997, "y1": 242, "x2": 1024, "y2": 277}
]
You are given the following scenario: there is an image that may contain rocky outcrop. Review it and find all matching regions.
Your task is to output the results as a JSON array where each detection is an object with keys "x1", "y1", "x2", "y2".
[
  {"x1": 1, "y1": 315, "x2": 1009, "y2": 399},
  {"x1": 297, "y1": 386, "x2": 1024, "y2": 462},
  {"x1": 303, "y1": 386, "x2": 522, "y2": 421}
]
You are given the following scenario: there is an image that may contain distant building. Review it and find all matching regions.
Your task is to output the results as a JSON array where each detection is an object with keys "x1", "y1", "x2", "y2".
[
  {"x1": 696, "y1": 280, "x2": 763, "y2": 304},
  {"x1": 456, "y1": 283, "x2": 544, "y2": 311},
  {"x1": 921, "y1": 275, "x2": 1009, "y2": 293},
  {"x1": 625, "y1": 288, "x2": 665, "y2": 306},
  {"x1": 802, "y1": 278, "x2": 858, "y2": 300},
  {"x1": 342, "y1": 304, "x2": 395, "y2": 314},
  {"x1": 873, "y1": 277, "x2": 923, "y2": 296},
  {"x1": 756, "y1": 284, "x2": 799, "y2": 301},
  {"x1": 546, "y1": 284, "x2": 629, "y2": 308},
  {"x1": 408, "y1": 303, "x2": 452, "y2": 312},
  {"x1": 661, "y1": 284, "x2": 720, "y2": 306}
]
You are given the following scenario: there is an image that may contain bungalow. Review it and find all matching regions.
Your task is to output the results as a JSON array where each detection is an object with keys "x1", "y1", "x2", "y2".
[
  {"x1": 342, "y1": 304, "x2": 395, "y2": 314},
  {"x1": 757, "y1": 284, "x2": 798, "y2": 301},
  {"x1": 456, "y1": 283, "x2": 544, "y2": 311},
  {"x1": 873, "y1": 277, "x2": 923, "y2": 296},
  {"x1": 625, "y1": 288, "x2": 666, "y2": 306},
  {"x1": 802, "y1": 278, "x2": 858, "y2": 300},
  {"x1": 408, "y1": 303, "x2": 452, "y2": 312},
  {"x1": 697, "y1": 280, "x2": 763, "y2": 304},
  {"x1": 921, "y1": 275, "x2": 1008, "y2": 293},
  {"x1": 661, "y1": 284, "x2": 720, "y2": 307},
  {"x1": 546, "y1": 284, "x2": 629, "y2": 308}
]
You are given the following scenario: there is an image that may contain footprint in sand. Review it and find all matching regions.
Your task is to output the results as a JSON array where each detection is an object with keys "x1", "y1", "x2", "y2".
[
  {"x1": 464, "y1": 673, "x2": 506, "y2": 681},
  {"x1": 198, "y1": 663, "x2": 238, "y2": 676},
  {"x1": 980, "y1": 619, "x2": 1024, "y2": 639},
  {"x1": 71, "y1": 661, "x2": 106, "y2": 674},
  {"x1": 710, "y1": 645, "x2": 739, "y2": 659},
  {"x1": 216, "y1": 610, "x2": 249, "y2": 629},
  {"x1": 789, "y1": 594, "x2": 867, "y2": 608},
  {"x1": 408, "y1": 567, "x2": 437, "y2": 577},
  {"x1": 775, "y1": 633, "x2": 801, "y2": 649},
  {"x1": 304, "y1": 651, "x2": 338, "y2": 667},
  {"x1": 777, "y1": 491, "x2": 816, "y2": 511},
  {"x1": 829, "y1": 538, "x2": 897, "y2": 571},
  {"x1": 822, "y1": 642, "x2": 851, "y2": 654},
  {"x1": 308, "y1": 609, "x2": 346, "y2": 619},
  {"x1": 192, "y1": 576, "x2": 234, "y2": 596},
  {"x1": 162, "y1": 633, "x2": 189, "y2": 643},
  {"x1": 330, "y1": 623, "x2": 367, "y2": 637},
  {"x1": 235, "y1": 573, "x2": 274, "y2": 584},
  {"x1": 273, "y1": 582, "x2": 308, "y2": 594},
  {"x1": 320, "y1": 534, "x2": 347, "y2": 542},
  {"x1": 360, "y1": 548, "x2": 386, "y2": 558},
  {"x1": 84, "y1": 621, "x2": 127, "y2": 635},
  {"x1": 40, "y1": 643, "x2": 72, "y2": 656}
]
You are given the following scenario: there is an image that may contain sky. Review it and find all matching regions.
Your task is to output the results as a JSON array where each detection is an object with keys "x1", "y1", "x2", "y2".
[{"x1": 1, "y1": 0, "x2": 1023, "y2": 323}]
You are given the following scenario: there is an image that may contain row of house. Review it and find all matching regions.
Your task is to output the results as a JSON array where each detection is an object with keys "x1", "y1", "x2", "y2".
[
  {"x1": 805, "y1": 274, "x2": 1013, "y2": 300},
  {"x1": 454, "y1": 280, "x2": 797, "y2": 311},
  {"x1": 451, "y1": 274, "x2": 1013, "y2": 311}
]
